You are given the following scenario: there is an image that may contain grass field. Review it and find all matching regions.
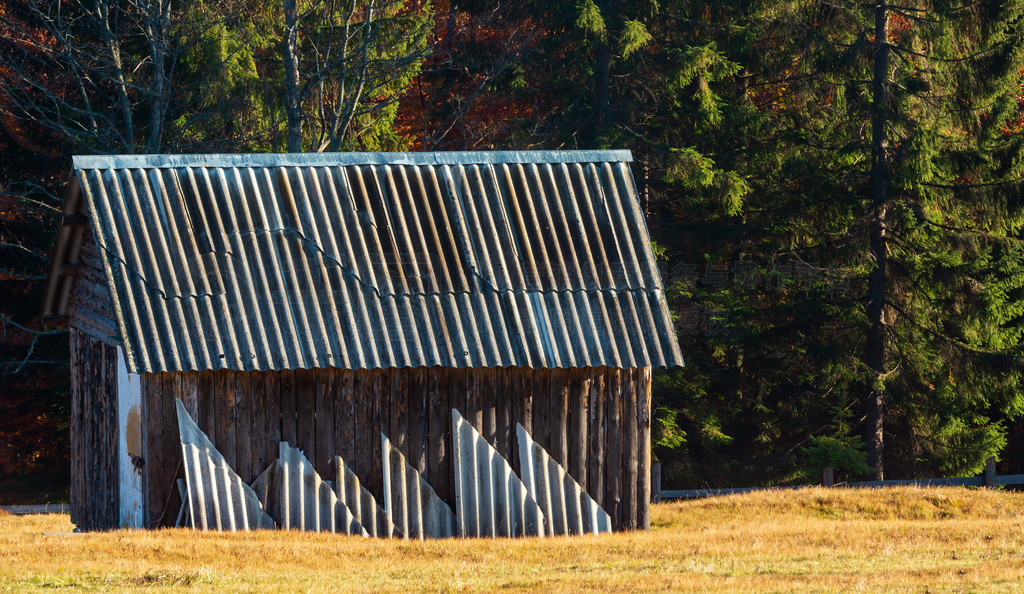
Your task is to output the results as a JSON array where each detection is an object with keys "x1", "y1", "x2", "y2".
[{"x1": 2, "y1": 486, "x2": 1023, "y2": 592}]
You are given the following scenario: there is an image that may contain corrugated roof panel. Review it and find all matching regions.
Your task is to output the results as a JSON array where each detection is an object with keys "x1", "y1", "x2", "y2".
[{"x1": 74, "y1": 151, "x2": 683, "y2": 373}]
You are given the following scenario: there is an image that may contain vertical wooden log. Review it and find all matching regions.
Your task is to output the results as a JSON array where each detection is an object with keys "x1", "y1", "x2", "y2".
[
  {"x1": 233, "y1": 368, "x2": 250, "y2": 479},
  {"x1": 264, "y1": 370, "x2": 282, "y2": 468},
  {"x1": 605, "y1": 368, "x2": 622, "y2": 530},
  {"x1": 138, "y1": 368, "x2": 149, "y2": 528},
  {"x1": 510, "y1": 367, "x2": 521, "y2": 474},
  {"x1": 279, "y1": 369, "x2": 296, "y2": 445},
  {"x1": 197, "y1": 371, "x2": 217, "y2": 444},
  {"x1": 588, "y1": 370, "x2": 606, "y2": 506},
  {"x1": 482, "y1": 367, "x2": 498, "y2": 447},
  {"x1": 986, "y1": 456, "x2": 997, "y2": 488},
  {"x1": 105, "y1": 343, "x2": 119, "y2": 528},
  {"x1": 446, "y1": 368, "x2": 466, "y2": 504},
  {"x1": 75, "y1": 330, "x2": 85, "y2": 529},
  {"x1": 170, "y1": 369, "x2": 184, "y2": 410},
  {"x1": 314, "y1": 368, "x2": 335, "y2": 477},
  {"x1": 181, "y1": 371, "x2": 201, "y2": 517},
  {"x1": 93, "y1": 341, "x2": 104, "y2": 530},
  {"x1": 182, "y1": 371, "x2": 199, "y2": 421},
  {"x1": 623, "y1": 368, "x2": 639, "y2": 529},
  {"x1": 532, "y1": 369, "x2": 550, "y2": 452},
  {"x1": 94, "y1": 340, "x2": 104, "y2": 529},
  {"x1": 295, "y1": 369, "x2": 316, "y2": 466},
  {"x1": 495, "y1": 366, "x2": 512, "y2": 460},
  {"x1": 637, "y1": 367, "x2": 652, "y2": 530},
  {"x1": 427, "y1": 368, "x2": 450, "y2": 504},
  {"x1": 84, "y1": 335, "x2": 96, "y2": 530},
  {"x1": 92, "y1": 340, "x2": 101, "y2": 530},
  {"x1": 370, "y1": 369, "x2": 391, "y2": 500},
  {"x1": 250, "y1": 372, "x2": 269, "y2": 476},
  {"x1": 352, "y1": 370, "x2": 373, "y2": 491},
  {"x1": 334, "y1": 370, "x2": 355, "y2": 471},
  {"x1": 69, "y1": 329, "x2": 81, "y2": 527},
  {"x1": 145, "y1": 373, "x2": 165, "y2": 528},
  {"x1": 569, "y1": 370, "x2": 591, "y2": 490},
  {"x1": 91, "y1": 342, "x2": 99, "y2": 529},
  {"x1": 465, "y1": 367, "x2": 481, "y2": 432},
  {"x1": 390, "y1": 367, "x2": 409, "y2": 454},
  {"x1": 550, "y1": 368, "x2": 570, "y2": 468},
  {"x1": 99, "y1": 343, "x2": 109, "y2": 528},
  {"x1": 408, "y1": 367, "x2": 429, "y2": 476},
  {"x1": 216, "y1": 370, "x2": 237, "y2": 478},
  {"x1": 143, "y1": 373, "x2": 168, "y2": 529},
  {"x1": 162, "y1": 372, "x2": 183, "y2": 527},
  {"x1": 75, "y1": 329, "x2": 85, "y2": 527},
  {"x1": 98, "y1": 341, "x2": 109, "y2": 528},
  {"x1": 823, "y1": 467, "x2": 835, "y2": 487},
  {"x1": 510, "y1": 367, "x2": 534, "y2": 475}
]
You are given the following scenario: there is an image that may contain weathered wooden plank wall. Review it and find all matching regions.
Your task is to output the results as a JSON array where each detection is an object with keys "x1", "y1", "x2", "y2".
[
  {"x1": 142, "y1": 366, "x2": 652, "y2": 531},
  {"x1": 66, "y1": 233, "x2": 117, "y2": 343},
  {"x1": 69, "y1": 327, "x2": 119, "y2": 531}
]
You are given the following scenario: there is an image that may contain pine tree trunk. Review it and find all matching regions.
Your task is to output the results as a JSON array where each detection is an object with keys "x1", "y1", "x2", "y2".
[
  {"x1": 864, "y1": 0, "x2": 890, "y2": 481},
  {"x1": 97, "y1": 0, "x2": 136, "y2": 152},
  {"x1": 283, "y1": 0, "x2": 303, "y2": 153},
  {"x1": 143, "y1": 0, "x2": 168, "y2": 154}
]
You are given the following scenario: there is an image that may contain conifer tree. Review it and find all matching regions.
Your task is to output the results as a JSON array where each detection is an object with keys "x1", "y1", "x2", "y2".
[
  {"x1": 645, "y1": 0, "x2": 1024, "y2": 482},
  {"x1": 783, "y1": 0, "x2": 1024, "y2": 478}
]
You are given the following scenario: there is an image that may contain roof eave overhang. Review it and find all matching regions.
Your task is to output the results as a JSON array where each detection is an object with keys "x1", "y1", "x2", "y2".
[{"x1": 39, "y1": 174, "x2": 85, "y2": 330}]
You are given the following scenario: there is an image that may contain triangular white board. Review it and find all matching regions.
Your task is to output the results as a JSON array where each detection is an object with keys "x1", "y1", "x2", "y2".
[
  {"x1": 381, "y1": 433, "x2": 457, "y2": 539},
  {"x1": 264, "y1": 442, "x2": 368, "y2": 535},
  {"x1": 175, "y1": 399, "x2": 275, "y2": 530},
  {"x1": 334, "y1": 454, "x2": 401, "y2": 538},
  {"x1": 452, "y1": 409, "x2": 545, "y2": 537},
  {"x1": 517, "y1": 422, "x2": 613, "y2": 535}
]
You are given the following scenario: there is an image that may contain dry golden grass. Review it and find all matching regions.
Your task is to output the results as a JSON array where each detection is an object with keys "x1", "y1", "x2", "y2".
[{"x1": 3, "y1": 486, "x2": 1024, "y2": 592}]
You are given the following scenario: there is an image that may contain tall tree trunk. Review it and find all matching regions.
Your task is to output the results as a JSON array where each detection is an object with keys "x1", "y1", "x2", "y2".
[
  {"x1": 327, "y1": 0, "x2": 374, "y2": 152},
  {"x1": 283, "y1": 0, "x2": 303, "y2": 152},
  {"x1": 591, "y1": 0, "x2": 610, "y2": 147},
  {"x1": 864, "y1": 1, "x2": 890, "y2": 480},
  {"x1": 143, "y1": 0, "x2": 170, "y2": 153},
  {"x1": 96, "y1": 0, "x2": 136, "y2": 152}
]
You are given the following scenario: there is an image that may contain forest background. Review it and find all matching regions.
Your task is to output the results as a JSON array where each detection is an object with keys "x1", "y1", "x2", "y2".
[{"x1": 2, "y1": 0, "x2": 1024, "y2": 502}]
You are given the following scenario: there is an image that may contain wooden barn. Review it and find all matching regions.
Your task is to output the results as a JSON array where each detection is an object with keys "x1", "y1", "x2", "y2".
[{"x1": 40, "y1": 151, "x2": 683, "y2": 532}]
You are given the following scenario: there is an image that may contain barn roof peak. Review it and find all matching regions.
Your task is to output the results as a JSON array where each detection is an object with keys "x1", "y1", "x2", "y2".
[{"x1": 73, "y1": 150, "x2": 633, "y2": 170}]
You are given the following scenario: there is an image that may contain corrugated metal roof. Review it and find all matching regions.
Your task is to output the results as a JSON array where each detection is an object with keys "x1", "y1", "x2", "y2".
[{"x1": 72, "y1": 151, "x2": 683, "y2": 373}]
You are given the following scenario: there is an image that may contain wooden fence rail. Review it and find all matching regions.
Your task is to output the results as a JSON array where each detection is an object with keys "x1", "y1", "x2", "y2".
[
  {"x1": 653, "y1": 458, "x2": 1024, "y2": 501},
  {"x1": 0, "y1": 504, "x2": 70, "y2": 515}
]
